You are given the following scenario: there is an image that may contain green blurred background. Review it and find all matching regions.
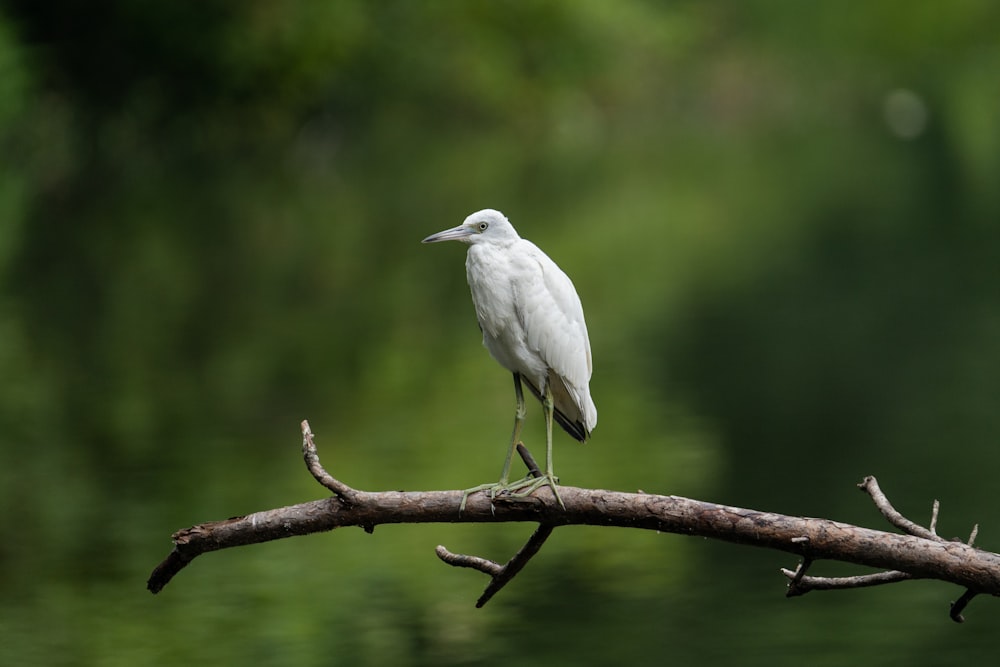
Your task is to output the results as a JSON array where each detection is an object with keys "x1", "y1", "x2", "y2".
[{"x1": 1, "y1": 1, "x2": 999, "y2": 665}]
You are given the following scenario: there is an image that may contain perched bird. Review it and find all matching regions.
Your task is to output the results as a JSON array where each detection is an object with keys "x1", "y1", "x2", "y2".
[{"x1": 422, "y1": 209, "x2": 596, "y2": 509}]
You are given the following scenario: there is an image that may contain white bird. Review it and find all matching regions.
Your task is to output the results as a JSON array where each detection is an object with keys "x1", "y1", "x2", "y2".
[{"x1": 423, "y1": 209, "x2": 596, "y2": 509}]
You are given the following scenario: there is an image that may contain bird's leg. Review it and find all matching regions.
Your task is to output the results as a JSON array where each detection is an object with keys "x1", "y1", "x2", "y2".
[
  {"x1": 498, "y1": 373, "x2": 527, "y2": 486},
  {"x1": 508, "y1": 382, "x2": 565, "y2": 509},
  {"x1": 544, "y1": 383, "x2": 557, "y2": 485},
  {"x1": 459, "y1": 373, "x2": 527, "y2": 512}
]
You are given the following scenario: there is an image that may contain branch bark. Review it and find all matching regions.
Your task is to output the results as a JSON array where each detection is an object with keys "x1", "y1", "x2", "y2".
[{"x1": 147, "y1": 422, "x2": 999, "y2": 621}]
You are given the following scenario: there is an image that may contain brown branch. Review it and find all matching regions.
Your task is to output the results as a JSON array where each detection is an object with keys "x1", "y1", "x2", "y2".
[{"x1": 148, "y1": 426, "x2": 1000, "y2": 621}]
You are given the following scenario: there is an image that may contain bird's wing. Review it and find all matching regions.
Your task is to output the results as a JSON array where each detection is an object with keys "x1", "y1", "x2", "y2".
[{"x1": 512, "y1": 242, "x2": 593, "y2": 392}]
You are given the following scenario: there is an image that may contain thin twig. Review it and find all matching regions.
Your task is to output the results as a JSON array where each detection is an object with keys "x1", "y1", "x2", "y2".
[
  {"x1": 968, "y1": 524, "x2": 979, "y2": 547},
  {"x1": 929, "y1": 500, "x2": 940, "y2": 537},
  {"x1": 435, "y1": 546, "x2": 503, "y2": 576},
  {"x1": 301, "y1": 420, "x2": 358, "y2": 504},
  {"x1": 516, "y1": 442, "x2": 543, "y2": 478},
  {"x1": 858, "y1": 476, "x2": 939, "y2": 541},
  {"x1": 781, "y1": 568, "x2": 913, "y2": 595}
]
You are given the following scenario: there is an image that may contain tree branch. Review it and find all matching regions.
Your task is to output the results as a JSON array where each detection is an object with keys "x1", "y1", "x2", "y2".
[{"x1": 147, "y1": 423, "x2": 1000, "y2": 621}]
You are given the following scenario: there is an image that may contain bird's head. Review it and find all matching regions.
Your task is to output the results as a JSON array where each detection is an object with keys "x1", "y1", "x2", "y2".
[{"x1": 422, "y1": 209, "x2": 520, "y2": 246}]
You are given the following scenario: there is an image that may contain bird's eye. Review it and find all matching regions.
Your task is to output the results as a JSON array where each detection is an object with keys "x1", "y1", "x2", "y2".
[{"x1": 478, "y1": 221, "x2": 489, "y2": 232}]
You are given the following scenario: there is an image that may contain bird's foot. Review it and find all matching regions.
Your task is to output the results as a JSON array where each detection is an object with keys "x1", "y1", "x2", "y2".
[
  {"x1": 459, "y1": 481, "x2": 512, "y2": 513},
  {"x1": 458, "y1": 474, "x2": 565, "y2": 512},
  {"x1": 507, "y1": 472, "x2": 565, "y2": 510}
]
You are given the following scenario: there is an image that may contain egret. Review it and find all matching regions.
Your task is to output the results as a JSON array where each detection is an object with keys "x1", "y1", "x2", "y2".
[{"x1": 422, "y1": 209, "x2": 596, "y2": 509}]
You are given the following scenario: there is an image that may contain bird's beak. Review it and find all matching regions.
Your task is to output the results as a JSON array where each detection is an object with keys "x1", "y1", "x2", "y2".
[{"x1": 422, "y1": 225, "x2": 473, "y2": 244}]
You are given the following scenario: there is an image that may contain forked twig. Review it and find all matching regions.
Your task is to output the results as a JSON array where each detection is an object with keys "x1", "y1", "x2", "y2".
[{"x1": 437, "y1": 524, "x2": 556, "y2": 607}]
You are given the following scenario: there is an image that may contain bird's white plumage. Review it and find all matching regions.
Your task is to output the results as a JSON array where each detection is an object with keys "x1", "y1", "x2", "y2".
[{"x1": 423, "y1": 209, "x2": 596, "y2": 440}]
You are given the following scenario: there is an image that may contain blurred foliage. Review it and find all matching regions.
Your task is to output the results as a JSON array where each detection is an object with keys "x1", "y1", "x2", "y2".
[{"x1": 1, "y1": 1, "x2": 999, "y2": 665}]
